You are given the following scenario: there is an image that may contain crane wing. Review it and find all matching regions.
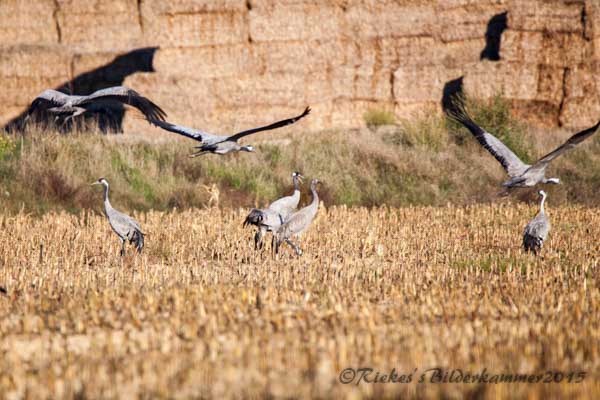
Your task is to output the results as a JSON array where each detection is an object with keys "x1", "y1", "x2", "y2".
[
  {"x1": 268, "y1": 192, "x2": 300, "y2": 220},
  {"x1": 279, "y1": 209, "x2": 306, "y2": 235},
  {"x1": 524, "y1": 213, "x2": 550, "y2": 240},
  {"x1": 108, "y1": 208, "x2": 144, "y2": 236},
  {"x1": 28, "y1": 89, "x2": 70, "y2": 112},
  {"x1": 243, "y1": 208, "x2": 283, "y2": 230},
  {"x1": 528, "y1": 119, "x2": 600, "y2": 172},
  {"x1": 448, "y1": 106, "x2": 529, "y2": 177},
  {"x1": 227, "y1": 107, "x2": 311, "y2": 142},
  {"x1": 149, "y1": 119, "x2": 224, "y2": 144},
  {"x1": 77, "y1": 86, "x2": 167, "y2": 122}
]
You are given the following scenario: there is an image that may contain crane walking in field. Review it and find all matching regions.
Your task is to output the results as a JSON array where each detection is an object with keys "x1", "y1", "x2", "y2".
[
  {"x1": 523, "y1": 190, "x2": 550, "y2": 255},
  {"x1": 275, "y1": 178, "x2": 320, "y2": 256},
  {"x1": 448, "y1": 104, "x2": 600, "y2": 189},
  {"x1": 92, "y1": 178, "x2": 144, "y2": 256},
  {"x1": 25, "y1": 86, "x2": 167, "y2": 126},
  {"x1": 243, "y1": 172, "x2": 304, "y2": 249},
  {"x1": 149, "y1": 107, "x2": 310, "y2": 156}
]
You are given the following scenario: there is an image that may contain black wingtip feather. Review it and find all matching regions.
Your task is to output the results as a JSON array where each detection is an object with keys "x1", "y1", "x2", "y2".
[
  {"x1": 445, "y1": 99, "x2": 488, "y2": 140},
  {"x1": 142, "y1": 98, "x2": 167, "y2": 122},
  {"x1": 294, "y1": 106, "x2": 311, "y2": 122},
  {"x1": 445, "y1": 96, "x2": 472, "y2": 125},
  {"x1": 150, "y1": 100, "x2": 167, "y2": 121},
  {"x1": 555, "y1": 118, "x2": 600, "y2": 149}
]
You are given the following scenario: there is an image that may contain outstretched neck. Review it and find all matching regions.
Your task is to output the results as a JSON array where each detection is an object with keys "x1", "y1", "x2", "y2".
[
  {"x1": 293, "y1": 176, "x2": 300, "y2": 191},
  {"x1": 539, "y1": 194, "x2": 546, "y2": 214},
  {"x1": 310, "y1": 185, "x2": 319, "y2": 208},
  {"x1": 103, "y1": 184, "x2": 112, "y2": 210}
]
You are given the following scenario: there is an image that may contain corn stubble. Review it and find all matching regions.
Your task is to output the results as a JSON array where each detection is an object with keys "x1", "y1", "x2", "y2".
[{"x1": 0, "y1": 204, "x2": 598, "y2": 399}]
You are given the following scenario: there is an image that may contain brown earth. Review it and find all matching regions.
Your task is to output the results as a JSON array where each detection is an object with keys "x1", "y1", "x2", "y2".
[{"x1": 1, "y1": 0, "x2": 600, "y2": 132}]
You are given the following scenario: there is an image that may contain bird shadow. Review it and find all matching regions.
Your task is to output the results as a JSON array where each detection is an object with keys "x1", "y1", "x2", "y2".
[
  {"x1": 3, "y1": 46, "x2": 159, "y2": 134},
  {"x1": 441, "y1": 11, "x2": 508, "y2": 114},
  {"x1": 480, "y1": 11, "x2": 508, "y2": 61}
]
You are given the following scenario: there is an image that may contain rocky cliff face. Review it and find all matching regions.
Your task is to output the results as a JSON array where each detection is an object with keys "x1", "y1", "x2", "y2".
[{"x1": 1, "y1": 0, "x2": 599, "y2": 132}]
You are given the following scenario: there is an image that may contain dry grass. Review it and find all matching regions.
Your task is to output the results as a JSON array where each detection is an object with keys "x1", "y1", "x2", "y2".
[
  {"x1": 0, "y1": 204, "x2": 598, "y2": 399},
  {"x1": 364, "y1": 108, "x2": 396, "y2": 128}
]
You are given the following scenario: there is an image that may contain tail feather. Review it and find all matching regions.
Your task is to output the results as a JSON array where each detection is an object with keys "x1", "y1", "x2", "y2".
[
  {"x1": 523, "y1": 234, "x2": 543, "y2": 255},
  {"x1": 130, "y1": 229, "x2": 144, "y2": 253},
  {"x1": 190, "y1": 144, "x2": 217, "y2": 157},
  {"x1": 243, "y1": 208, "x2": 264, "y2": 227}
]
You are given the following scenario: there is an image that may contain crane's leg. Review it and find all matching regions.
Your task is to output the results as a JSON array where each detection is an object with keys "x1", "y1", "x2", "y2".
[
  {"x1": 61, "y1": 107, "x2": 86, "y2": 127},
  {"x1": 253, "y1": 231, "x2": 260, "y2": 249},
  {"x1": 285, "y1": 239, "x2": 303, "y2": 256},
  {"x1": 190, "y1": 151, "x2": 212, "y2": 158},
  {"x1": 260, "y1": 227, "x2": 268, "y2": 250},
  {"x1": 254, "y1": 228, "x2": 265, "y2": 250},
  {"x1": 119, "y1": 238, "x2": 126, "y2": 257},
  {"x1": 73, "y1": 107, "x2": 86, "y2": 118},
  {"x1": 274, "y1": 238, "x2": 281, "y2": 256},
  {"x1": 61, "y1": 114, "x2": 75, "y2": 127}
]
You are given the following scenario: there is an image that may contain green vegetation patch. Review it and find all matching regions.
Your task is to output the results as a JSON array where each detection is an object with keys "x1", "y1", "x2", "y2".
[
  {"x1": 446, "y1": 94, "x2": 532, "y2": 163},
  {"x1": 364, "y1": 108, "x2": 396, "y2": 128}
]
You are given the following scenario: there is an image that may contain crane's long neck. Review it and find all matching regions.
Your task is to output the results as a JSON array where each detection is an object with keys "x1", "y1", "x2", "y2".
[
  {"x1": 293, "y1": 176, "x2": 300, "y2": 191},
  {"x1": 103, "y1": 184, "x2": 112, "y2": 212},
  {"x1": 310, "y1": 184, "x2": 319, "y2": 210},
  {"x1": 539, "y1": 193, "x2": 546, "y2": 214},
  {"x1": 291, "y1": 176, "x2": 301, "y2": 206}
]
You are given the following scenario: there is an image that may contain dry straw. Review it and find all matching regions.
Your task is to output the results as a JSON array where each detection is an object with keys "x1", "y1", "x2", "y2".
[{"x1": 0, "y1": 204, "x2": 598, "y2": 398}]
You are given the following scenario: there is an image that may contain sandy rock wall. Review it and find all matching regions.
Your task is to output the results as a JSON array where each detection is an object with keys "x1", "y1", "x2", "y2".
[{"x1": 1, "y1": 0, "x2": 599, "y2": 132}]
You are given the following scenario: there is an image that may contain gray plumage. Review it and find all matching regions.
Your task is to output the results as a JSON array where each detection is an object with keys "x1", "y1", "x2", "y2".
[
  {"x1": 275, "y1": 178, "x2": 320, "y2": 256},
  {"x1": 449, "y1": 105, "x2": 600, "y2": 188},
  {"x1": 92, "y1": 178, "x2": 144, "y2": 256},
  {"x1": 266, "y1": 171, "x2": 303, "y2": 220},
  {"x1": 523, "y1": 190, "x2": 550, "y2": 255},
  {"x1": 149, "y1": 107, "x2": 310, "y2": 156},
  {"x1": 243, "y1": 208, "x2": 284, "y2": 250},
  {"x1": 243, "y1": 172, "x2": 303, "y2": 249},
  {"x1": 26, "y1": 86, "x2": 166, "y2": 125}
]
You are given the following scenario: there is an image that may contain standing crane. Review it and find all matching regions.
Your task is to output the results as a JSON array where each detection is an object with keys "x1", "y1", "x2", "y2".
[
  {"x1": 92, "y1": 178, "x2": 144, "y2": 256},
  {"x1": 523, "y1": 190, "x2": 550, "y2": 255},
  {"x1": 243, "y1": 172, "x2": 303, "y2": 249},
  {"x1": 149, "y1": 107, "x2": 310, "y2": 156},
  {"x1": 274, "y1": 178, "x2": 320, "y2": 256}
]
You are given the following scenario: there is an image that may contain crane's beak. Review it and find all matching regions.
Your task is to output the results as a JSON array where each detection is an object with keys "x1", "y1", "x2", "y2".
[{"x1": 91, "y1": 182, "x2": 100, "y2": 186}]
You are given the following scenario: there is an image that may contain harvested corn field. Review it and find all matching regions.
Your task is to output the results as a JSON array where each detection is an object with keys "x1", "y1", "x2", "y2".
[{"x1": 0, "y1": 205, "x2": 598, "y2": 399}]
